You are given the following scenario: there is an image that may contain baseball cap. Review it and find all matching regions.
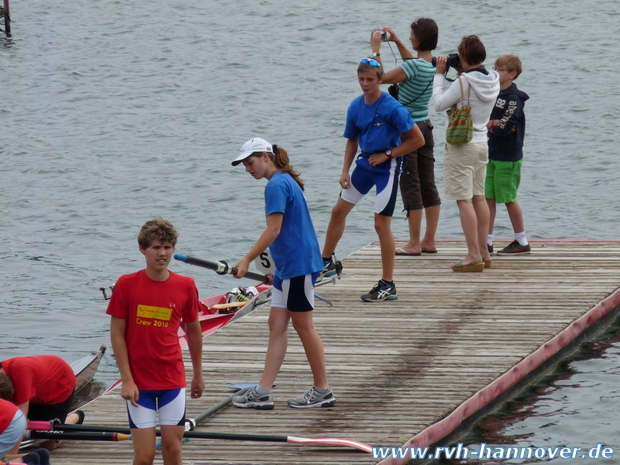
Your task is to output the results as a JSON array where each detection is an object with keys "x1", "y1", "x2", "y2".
[{"x1": 232, "y1": 138, "x2": 273, "y2": 166}]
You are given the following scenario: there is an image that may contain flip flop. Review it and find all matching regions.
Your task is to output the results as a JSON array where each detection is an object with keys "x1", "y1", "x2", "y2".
[
  {"x1": 396, "y1": 247, "x2": 421, "y2": 256},
  {"x1": 421, "y1": 248, "x2": 437, "y2": 254}
]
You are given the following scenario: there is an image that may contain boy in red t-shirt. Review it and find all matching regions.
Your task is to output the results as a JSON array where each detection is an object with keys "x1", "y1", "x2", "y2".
[{"x1": 107, "y1": 218, "x2": 204, "y2": 465}]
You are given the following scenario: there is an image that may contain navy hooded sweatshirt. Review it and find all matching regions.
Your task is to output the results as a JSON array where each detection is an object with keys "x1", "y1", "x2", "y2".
[{"x1": 487, "y1": 83, "x2": 530, "y2": 162}]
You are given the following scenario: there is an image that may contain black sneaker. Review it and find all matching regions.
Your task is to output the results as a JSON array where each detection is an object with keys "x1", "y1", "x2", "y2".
[
  {"x1": 497, "y1": 240, "x2": 531, "y2": 255},
  {"x1": 360, "y1": 280, "x2": 397, "y2": 302},
  {"x1": 318, "y1": 253, "x2": 343, "y2": 281},
  {"x1": 487, "y1": 243, "x2": 493, "y2": 254}
]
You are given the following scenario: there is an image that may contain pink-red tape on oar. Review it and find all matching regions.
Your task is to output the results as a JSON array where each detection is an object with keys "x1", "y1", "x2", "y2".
[{"x1": 27, "y1": 421, "x2": 371, "y2": 452}]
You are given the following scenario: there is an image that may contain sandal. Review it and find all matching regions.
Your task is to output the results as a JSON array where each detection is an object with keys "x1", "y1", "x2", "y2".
[
  {"x1": 481, "y1": 252, "x2": 492, "y2": 269},
  {"x1": 451, "y1": 256, "x2": 485, "y2": 272}
]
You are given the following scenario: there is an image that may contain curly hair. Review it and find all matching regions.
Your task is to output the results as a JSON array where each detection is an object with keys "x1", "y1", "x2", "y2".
[{"x1": 137, "y1": 218, "x2": 179, "y2": 249}]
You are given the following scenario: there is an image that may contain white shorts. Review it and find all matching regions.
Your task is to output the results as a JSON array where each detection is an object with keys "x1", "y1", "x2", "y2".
[
  {"x1": 271, "y1": 273, "x2": 316, "y2": 312},
  {"x1": 127, "y1": 388, "x2": 186, "y2": 429}
]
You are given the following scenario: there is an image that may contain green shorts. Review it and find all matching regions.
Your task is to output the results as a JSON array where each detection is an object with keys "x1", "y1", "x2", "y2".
[{"x1": 485, "y1": 159, "x2": 522, "y2": 204}]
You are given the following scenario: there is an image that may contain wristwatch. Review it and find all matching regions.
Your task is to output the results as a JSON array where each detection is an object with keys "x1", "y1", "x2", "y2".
[
  {"x1": 372, "y1": 52, "x2": 380, "y2": 57},
  {"x1": 385, "y1": 149, "x2": 393, "y2": 159}
]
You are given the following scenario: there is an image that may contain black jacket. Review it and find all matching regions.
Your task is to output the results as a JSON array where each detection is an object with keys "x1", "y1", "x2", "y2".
[{"x1": 487, "y1": 83, "x2": 529, "y2": 161}]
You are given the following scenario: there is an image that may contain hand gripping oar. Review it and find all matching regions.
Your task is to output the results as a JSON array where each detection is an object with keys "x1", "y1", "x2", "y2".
[
  {"x1": 26, "y1": 422, "x2": 372, "y2": 453},
  {"x1": 174, "y1": 254, "x2": 270, "y2": 283},
  {"x1": 175, "y1": 254, "x2": 333, "y2": 306}
]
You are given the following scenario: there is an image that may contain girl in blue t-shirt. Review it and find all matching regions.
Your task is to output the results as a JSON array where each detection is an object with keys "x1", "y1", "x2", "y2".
[{"x1": 230, "y1": 137, "x2": 336, "y2": 410}]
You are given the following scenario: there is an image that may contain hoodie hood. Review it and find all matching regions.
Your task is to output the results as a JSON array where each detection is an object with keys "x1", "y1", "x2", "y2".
[
  {"x1": 502, "y1": 82, "x2": 530, "y2": 103},
  {"x1": 462, "y1": 69, "x2": 501, "y2": 103}
]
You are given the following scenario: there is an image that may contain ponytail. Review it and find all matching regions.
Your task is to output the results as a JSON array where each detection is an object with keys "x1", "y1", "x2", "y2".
[{"x1": 271, "y1": 145, "x2": 305, "y2": 191}]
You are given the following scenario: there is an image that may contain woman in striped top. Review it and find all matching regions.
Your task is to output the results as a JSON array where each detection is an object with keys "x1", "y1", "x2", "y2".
[{"x1": 370, "y1": 18, "x2": 441, "y2": 256}]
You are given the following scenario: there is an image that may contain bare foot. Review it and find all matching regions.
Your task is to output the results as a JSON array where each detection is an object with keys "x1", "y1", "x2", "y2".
[{"x1": 395, "y1": 246, "x2": 421, "y2": 256}]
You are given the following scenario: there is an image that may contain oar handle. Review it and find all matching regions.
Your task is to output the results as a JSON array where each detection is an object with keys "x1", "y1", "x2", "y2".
[
  {"x1": 174, "y1": 254, "x2": 271, "y2": 283},
  {"x1": 28, "y1": 421, "x2": 52, "y2": 431},
  {"x1": 24, "y1": 430, "x2": 129, "y2": 442}
]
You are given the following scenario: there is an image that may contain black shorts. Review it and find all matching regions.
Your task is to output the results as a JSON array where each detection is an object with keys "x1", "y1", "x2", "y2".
[{"x1": 29, "y1": 391, "x2": 75, "y2": 423}]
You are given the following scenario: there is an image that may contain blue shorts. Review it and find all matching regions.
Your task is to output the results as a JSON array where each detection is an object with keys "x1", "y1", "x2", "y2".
[
  {"x1": 340, "y1": 165, "x2": 401, "y2": 217},
  {"x1": 0, "y1": 409, "x2": 26, "y2": 458},
  {"x1": 272, "y1": 272, "x2": 319, "y2": 312},
  {"x1": 127, "y1": 388, "x2": 186, "y2": 429}
]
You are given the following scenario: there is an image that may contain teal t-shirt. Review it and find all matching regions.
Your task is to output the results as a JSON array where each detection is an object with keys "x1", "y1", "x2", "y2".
[{"x1": 399, "y1": 58, "x2": 435, "y2": 122}]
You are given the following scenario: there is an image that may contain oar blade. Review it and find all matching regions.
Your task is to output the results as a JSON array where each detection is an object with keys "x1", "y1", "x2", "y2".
[{"x1": 287, "y1": 435, "x2": 372, "y2": 453}]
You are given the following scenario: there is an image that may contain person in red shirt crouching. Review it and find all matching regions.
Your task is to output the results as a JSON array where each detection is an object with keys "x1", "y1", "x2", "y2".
[{"x1": 0, "y1": 354, "x2": 82, "y2": 456}]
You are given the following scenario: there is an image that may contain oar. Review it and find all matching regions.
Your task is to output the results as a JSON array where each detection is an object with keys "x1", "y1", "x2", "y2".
[
  {"x1": 175, "y1": 254, "x2": 334, "y2": 306},
  {"x1": 26, "y1": 423, "x2": 371, "y2": 453},
  {"x1": 174, "y1": 254, "x2": 270, "y2": 283},
  {"x1": 23, "y1": 430, "x2": 130, "y2": 442},
  {"x1": 187, "y1": 384, "x2": 251, "y2": 430},
  {"x1": 155, "y1": 386, "x2": 250, "y2": 448}
]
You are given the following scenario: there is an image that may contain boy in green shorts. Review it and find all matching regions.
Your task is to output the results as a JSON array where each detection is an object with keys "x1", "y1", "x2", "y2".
[{"x1": 485, "y1": 54, "x2": 531, "y2": 255}]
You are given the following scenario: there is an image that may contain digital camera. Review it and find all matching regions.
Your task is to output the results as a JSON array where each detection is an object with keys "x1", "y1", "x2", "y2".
[
  {"x1": 431, "y1": 53, "x2": 461, "y2": 70},
  {"x1": 373, "y1": 30, "x2": 391, "y2": 41}
]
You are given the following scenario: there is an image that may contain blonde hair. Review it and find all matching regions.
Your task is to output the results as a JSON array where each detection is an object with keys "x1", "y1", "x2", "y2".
[
  {"x1": 495, "y1": 54, "x2": 522, "y2": 79},
  {"x1": 357, "y1": 61, "x2": 384, "y2": 79}
]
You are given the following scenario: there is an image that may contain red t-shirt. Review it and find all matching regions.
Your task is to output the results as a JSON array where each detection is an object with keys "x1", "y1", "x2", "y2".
[
  {"x1": 106, "y1": 270, "x2": 200, "y2": 390},
  {"x1": 0, "y1": 398, "x2": 20, "y2": 434},
  {"x1": 0, "y1": 356, "x2": 75, "y2": 406}
]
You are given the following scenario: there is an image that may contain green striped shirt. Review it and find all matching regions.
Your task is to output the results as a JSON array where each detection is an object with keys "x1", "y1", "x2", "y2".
[{"x1": 398, "y1": 58, "x2": 435, "y2": 122}]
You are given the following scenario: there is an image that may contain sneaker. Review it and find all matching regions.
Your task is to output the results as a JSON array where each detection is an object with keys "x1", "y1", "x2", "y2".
[
  {"x1": 360, "y1": 280, "x2": 397, "y2": 302},
  {"x1": 487, "y1": 243, "x2": 493, "y2": 254},
  {"x1": 287, "y1": 387, "x2": 336, "y2": 409},
  {"x1": 497, "y1": 240, "x2": 531, "y2": 255},
  {"x1": 318, "y1": 253, "x2": 342, "y2": 281},
  {"x1": 232, "y1": 387, "x2": 274, "y2": 410}
]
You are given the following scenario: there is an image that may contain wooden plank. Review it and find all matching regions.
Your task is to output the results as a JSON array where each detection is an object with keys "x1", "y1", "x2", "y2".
[{"x1": 49, "y1": 240, "x2": 620, "y2": 464}]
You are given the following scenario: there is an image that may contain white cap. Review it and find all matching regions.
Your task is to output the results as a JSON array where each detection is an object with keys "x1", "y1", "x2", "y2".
[{"x1": 232, "y1": 138, "x2": 273, "y2": 166}]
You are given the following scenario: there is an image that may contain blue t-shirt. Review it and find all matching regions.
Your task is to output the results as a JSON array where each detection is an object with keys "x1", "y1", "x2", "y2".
[
  {"x1": 264, "y1": 172, "x2": 323, "y2": 280},
  {"x1": 343, "y1": 92, "x2": 414, "y2": 174}
]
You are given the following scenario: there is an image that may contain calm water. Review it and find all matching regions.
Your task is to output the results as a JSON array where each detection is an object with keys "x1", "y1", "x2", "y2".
[{"x1": 2, "y1": 0, "x2": 620, "y2": 461}]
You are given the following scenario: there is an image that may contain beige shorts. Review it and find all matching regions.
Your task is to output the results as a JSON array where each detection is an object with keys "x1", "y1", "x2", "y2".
[{"x1": 443, "y1": 142, "x2": 488, "y2": 200}]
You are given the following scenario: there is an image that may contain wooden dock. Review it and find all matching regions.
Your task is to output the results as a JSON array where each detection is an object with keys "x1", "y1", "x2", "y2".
[{"x1": 46, "y1": 240, "x2": 620, "y2": 465}]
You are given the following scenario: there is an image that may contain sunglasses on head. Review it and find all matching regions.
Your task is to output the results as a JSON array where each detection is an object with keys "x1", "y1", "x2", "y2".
[{"x1": 360, "y1": 58, "x2": 380, "y2": 67}]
